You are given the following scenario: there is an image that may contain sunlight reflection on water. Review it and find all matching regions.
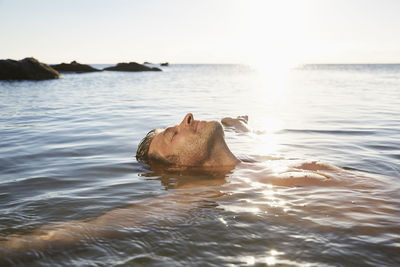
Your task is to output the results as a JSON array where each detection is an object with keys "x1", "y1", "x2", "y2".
[{"x1": 0, "y1": 64, "x2": 399, "y2": 266}]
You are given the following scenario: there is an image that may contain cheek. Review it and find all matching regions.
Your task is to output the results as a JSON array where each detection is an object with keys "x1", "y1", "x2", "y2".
[
  {"x1": 172, "y1": 134, "x2": 208, "y2": 162},
  {"x1": 150, "y1": 135, "x2": 174, "y2": 159}
]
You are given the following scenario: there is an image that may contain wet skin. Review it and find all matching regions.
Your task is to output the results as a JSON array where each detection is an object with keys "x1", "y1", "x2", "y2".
[
  {"x1": 148, "y1": 113, "x2": 239, "y2": 167},
  {"x1": 0, "y1": 114, "x2": 359, "y2": 262}
]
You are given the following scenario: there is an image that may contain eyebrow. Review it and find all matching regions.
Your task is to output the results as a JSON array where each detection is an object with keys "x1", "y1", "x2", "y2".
[{"x1": 163, "y1": 127, "x2": 176, "y2": 136}]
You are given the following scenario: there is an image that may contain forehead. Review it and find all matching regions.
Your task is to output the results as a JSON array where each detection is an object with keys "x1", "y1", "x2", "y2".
[{"x1": 149, "y1": 127, "x2": 174, "y2": 155}]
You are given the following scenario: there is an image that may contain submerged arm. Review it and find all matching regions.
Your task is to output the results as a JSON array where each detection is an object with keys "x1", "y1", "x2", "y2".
[{"x1": 0, "y1": 177, "x2": 226, "y2": 262}]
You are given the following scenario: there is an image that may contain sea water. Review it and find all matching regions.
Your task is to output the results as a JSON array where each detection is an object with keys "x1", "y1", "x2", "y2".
[{"x1": 0, "y1": 64, "x2": 399, "y2": 266}]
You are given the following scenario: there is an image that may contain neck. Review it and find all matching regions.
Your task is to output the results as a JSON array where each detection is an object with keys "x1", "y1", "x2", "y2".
[{"x1": 203, "y1": 138, "x2": 239, "y2": 167}]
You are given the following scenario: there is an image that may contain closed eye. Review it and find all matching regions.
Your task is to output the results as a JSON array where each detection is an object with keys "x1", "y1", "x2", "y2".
[
  {"x1": 164, "y1": 128, "x2": 177, "y2": 141},
  {"x1": 170, "y1": 131, "x2": 177, "y2": 140}
]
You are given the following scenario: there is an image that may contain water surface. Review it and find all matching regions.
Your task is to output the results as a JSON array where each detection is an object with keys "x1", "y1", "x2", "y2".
[{"x1": 0, "y1": 64, "x2": 399, "y2": 266}]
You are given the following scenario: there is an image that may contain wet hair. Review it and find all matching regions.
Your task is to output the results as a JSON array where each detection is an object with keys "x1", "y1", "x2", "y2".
[
  {"x1": 136, "y1": 129, "x2": 178, "y2": 166},
  {"x1": 136, "y1": 129, "x2": 158, "y2": 163}
]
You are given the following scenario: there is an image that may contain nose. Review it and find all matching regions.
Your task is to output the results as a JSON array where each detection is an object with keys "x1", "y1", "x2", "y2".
[{"x1": 182, "y1": 113, "x2": 194, "y2": 126}]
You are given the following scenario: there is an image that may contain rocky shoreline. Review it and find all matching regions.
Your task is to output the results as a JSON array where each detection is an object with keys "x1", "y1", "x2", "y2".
[
  {"x1": 0, "y1": 58, "x2": 60, "y2": 81},
  {"x1": 0, "y1": 57, "x2": 166, "y2": 81}
]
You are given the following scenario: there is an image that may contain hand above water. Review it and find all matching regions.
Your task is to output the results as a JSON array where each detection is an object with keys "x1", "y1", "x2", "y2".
[{"x1": 221, "y1": 115, "x2": 250, "y2": 132}]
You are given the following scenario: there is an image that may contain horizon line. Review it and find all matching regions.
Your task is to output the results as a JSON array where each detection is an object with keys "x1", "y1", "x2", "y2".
[
  {"x1": 4, "y1": 57, "x2": 400, "y2": 66},
  {"x1": 80, "y1": 62, "x2": 400, "y2": 65}
]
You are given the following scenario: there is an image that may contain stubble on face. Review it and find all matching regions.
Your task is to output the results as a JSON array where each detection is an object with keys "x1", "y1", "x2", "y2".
[
  {"x1": 177, "y1": 121, "x2": 224, "y2": 165},
  {"x1": 151, "y1": 120, "x2": 224, "y2": 166}
]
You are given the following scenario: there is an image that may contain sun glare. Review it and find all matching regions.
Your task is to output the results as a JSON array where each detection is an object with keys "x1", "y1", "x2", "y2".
[{"x1": 232, "y1": 0, "x2": 309, "y2": 68}]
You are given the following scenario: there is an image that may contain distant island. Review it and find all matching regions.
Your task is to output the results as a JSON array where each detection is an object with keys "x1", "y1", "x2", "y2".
[
  {"x1": 144, "y1": 62, "x2": 169, "y2": 67},
  {"x1": 104, "y1": 62, "x2": 161, "y2": 72},
  {"x1": 51, "y1": 61, "x2": 101, "y2": 73},
  {"x1": 0, "y1": 58, "x2": 163, "y2": 81}
]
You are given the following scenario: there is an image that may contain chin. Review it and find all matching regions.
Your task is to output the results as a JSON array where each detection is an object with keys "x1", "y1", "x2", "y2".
[{"x1": 204, "y1": 121, "x2": 224, "y2": 140}]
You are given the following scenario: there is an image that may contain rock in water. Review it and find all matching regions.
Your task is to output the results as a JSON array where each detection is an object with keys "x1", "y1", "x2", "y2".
[
  {"x1": 0, "y1": 57, "x2": 60, "y2": 80},
  {"x1": 104, "y1": 62, "x2": 162, "y2": 72},
  {"x1": 51, "y1": 61, "x2": 101, "y2": 73}
]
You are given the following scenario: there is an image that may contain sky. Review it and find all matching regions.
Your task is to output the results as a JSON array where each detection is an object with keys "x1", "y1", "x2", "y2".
[{"x1": 1, "y1": 0, "x2": 400, "y2": 64}]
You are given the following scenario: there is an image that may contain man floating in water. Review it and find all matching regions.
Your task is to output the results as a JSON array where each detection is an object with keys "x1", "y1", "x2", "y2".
[
  {"x1": 1, "y1": 114, "x2": 249, "y2": 262},
  {"x1": 1, "y1": 113, "x2": 349, "y2": 264}
]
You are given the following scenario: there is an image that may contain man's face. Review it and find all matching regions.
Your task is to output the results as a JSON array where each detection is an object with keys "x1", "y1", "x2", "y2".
[{"x1": 148, "y1": 113, "x2": 224, "y2": 166}]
